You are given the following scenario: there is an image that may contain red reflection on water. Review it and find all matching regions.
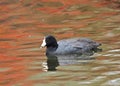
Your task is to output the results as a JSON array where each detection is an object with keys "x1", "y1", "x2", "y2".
[
  {"x1": 37, "y1": 6, "x2": 66, "y2": 14},
  {"x1": 0, "y1": 0, "x2": 119, "y2": 86},
  {"x1": 0, "y1": 54, "x2": 27, "y2": 86}
]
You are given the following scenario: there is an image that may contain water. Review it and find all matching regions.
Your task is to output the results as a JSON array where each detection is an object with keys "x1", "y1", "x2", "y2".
[{"x1": 0, "y1": 0, "x2": 120, "y2": 86}]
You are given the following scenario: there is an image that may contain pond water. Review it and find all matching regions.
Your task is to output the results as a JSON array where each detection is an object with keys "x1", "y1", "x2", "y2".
[{"x1": 0, "y1": 0, "x2": 120, "y2": 86}]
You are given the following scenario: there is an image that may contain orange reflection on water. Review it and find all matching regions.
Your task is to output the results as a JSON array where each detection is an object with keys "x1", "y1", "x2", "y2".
[{"x1": 0, "y1": 0, "x2": 120, "y2": 86}]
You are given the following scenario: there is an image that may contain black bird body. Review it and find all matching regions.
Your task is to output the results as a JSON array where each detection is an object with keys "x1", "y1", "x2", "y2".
[{"x1": 41, "y1": 35, "x2": 101, "y2": 56}]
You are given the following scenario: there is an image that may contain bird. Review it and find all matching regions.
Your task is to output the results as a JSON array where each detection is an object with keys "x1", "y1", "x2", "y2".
[{"x1": 40, "y1": 35, "x2": 101, "y2": 56}]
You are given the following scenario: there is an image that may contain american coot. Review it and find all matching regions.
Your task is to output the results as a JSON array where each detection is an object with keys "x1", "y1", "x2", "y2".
[{"x1": 40, "y1": 35, "x2": 101, "y2": 55}]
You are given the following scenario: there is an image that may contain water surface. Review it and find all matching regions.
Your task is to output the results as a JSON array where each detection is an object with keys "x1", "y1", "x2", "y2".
[{"x1": 0, "y1": 0, "x2": 120, "y2": 86}]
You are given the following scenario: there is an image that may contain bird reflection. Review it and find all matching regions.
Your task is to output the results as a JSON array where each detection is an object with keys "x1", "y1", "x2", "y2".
[
  {"x1": 42, "y1": 54, "x2": 96, "y2": 71},
  {"x1": 46, "y1": 54, "x2": 59, "y2": 71}
]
